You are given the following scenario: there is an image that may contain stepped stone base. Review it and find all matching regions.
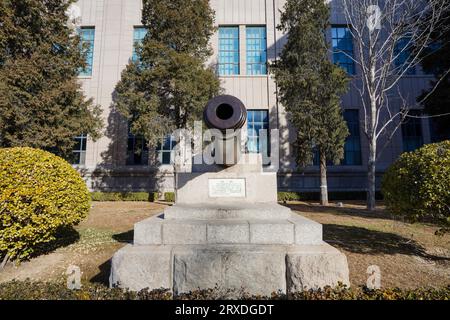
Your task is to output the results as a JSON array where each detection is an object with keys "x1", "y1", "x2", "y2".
[
  {"x1": 110, "y1": 243, "x2": 349, "y2": 296},
  {"x1": 134, "y1": 212, "x2": 322, "y2": 245},
  {"x1": 110, "y1": 155, "x2": 349, "y2": 296}
]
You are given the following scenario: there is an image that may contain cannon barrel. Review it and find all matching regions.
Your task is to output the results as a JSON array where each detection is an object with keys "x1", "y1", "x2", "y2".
[
  {"x1": 204, "y1": 95, "x2": 247, "y2": 131},
  {"x1": 203, "y1": 95, "x2": 247, "y2": 166}
]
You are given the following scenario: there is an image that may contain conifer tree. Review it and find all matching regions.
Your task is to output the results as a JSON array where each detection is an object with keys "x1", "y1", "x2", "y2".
[
  {"x1": 0, "y1": 0, "x2": 102, "y2": 159},
  {"x1": 271, "y1": 0, "x2": 350, "y2": 205},
  {"x1": 113, "y1": 0, "x2": 220, "y2": 147}
]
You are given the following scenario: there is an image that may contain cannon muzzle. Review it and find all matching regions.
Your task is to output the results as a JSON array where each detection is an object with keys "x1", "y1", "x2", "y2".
[{"x1": 203, "y1": 95, "x2": 247, "y2": 166}]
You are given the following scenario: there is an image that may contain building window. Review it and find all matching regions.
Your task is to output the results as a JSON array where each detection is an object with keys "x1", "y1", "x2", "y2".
[
  {"x1": 394, "y1": 37, "x2": 416, "y2": 75},
  {"x1": 247, "y1": 110, "x2": 269, "y2": 154},
  {"x1": 402, "y1": 110, "x2": 423, "y2": 152},
  {"x1": 156, "y1": 136, "x2": 176, "y2": 165},
  {"x1": 79, "y1": 27, "x2": 95, "y2": 77},
  {"x1": 218, "y1": 26, "x2": 240, "y2": 75},
  {"x1": 72, "y1": 134, "x2": 87, "y2": 165},
  {"x1": 126, "y1": 128, "x2": 149, "y2": 166},
  {"x1": 342, "y1": 110, "x2": 362, "y2": 165},
  {"x1": 430, "y1": 116, "x2": 450, "y2": 143},
  {"x1": 132, "y1": 27, "x2": 147, "y2": 62},
  {"x1": 246, "y1": 26, "x2": 267, "y2": 75},
  {"x1": 331, "y1": 26, "x2": 355, "y2": 75}
]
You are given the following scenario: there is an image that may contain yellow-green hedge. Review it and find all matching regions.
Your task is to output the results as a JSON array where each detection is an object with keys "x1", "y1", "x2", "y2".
[
  {"x1": 0, "y1": 147, "x2": 90, "y2": 261},
  {"x1": 382, "y1": 141, "x2": 450, "y2": 230}
]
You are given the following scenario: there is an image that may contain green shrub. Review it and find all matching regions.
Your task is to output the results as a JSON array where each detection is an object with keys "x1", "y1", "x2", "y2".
[
  {"x1": 277, "y1": 191, "x2": 383, "y2": 202},
  {"x1": 164, "y1": 192, "x2": 175, "y2": 202},
  {"x1": 382, "y1": 141, "x2": 450, "y2": 231},
  {"x1": 278, "y1": 192, "x2": 303, "y2": 202},
  {"x1": 90, "y1": 192, "x2": 154, "y2": 202},
  {"x1": 0, "y1": 147, "x2": 90, "y2": 261},
  {"x1": 0, "y1": 280, "x2": 448, "y2": 300}
]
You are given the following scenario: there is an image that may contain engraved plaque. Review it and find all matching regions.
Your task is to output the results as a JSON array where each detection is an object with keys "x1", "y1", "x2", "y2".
[{"x1": 209, "y1": 179, "x2": 246, "y2": 198}]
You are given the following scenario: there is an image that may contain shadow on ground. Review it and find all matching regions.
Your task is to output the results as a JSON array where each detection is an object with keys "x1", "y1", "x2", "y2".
[
  {"x1": 33, "y1": 226, "x2": 80, "y2": 259},
  {"x1": 285, "y1": 203, "x2": 393, "y2": 221},
  {"x1": 91, "y1": 259, "x2": 111, "y2": 285},
  {"x1": 112, "y1": 230, "x2": 134, "y2": 244},
  {"x1": 90, "y1": 230, "x2": 134, "y2": 285},
  {"x1": 324, "y1": 224, "x2": 449, "y2": 262}
]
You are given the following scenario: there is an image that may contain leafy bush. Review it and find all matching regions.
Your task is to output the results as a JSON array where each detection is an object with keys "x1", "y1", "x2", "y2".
[
  {"x1": 90, "y1": 192, "x2": 156, "y2": 202},
  {"x1": 0, "y1": 147, "x2": 90, "y2": 261},
  {"x1": 277, "y1": 192, "x2": 383, "y2": 202},
  {"x1": 382, "y1": 141, "x2": 450, "y2": 232},
  {"x1": 0, "y1": 281, "x2": 448, "y2": 300},
  {"x1": 163, "y1": 192, "x2": 175, "y2": 202}
]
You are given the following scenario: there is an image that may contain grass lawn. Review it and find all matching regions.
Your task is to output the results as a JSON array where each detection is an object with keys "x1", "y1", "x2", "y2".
[{"x1": 0, "y1": 201, "x2": 448, "y2": 289}]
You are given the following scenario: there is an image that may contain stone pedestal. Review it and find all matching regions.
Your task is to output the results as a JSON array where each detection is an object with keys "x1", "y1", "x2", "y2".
[{"x1": 110, "y1": 155, "x2": 350, "y2": 295}]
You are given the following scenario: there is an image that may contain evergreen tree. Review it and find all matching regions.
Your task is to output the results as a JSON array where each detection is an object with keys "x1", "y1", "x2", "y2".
[
  {"x1": 271, "y1": 0, "x2": 350, "y2": 205},
  {"x1": 419, "y1": 8, "x2": 450, "y2": 141},
  {"x1": 113, "y1": 0, "x2": 220, "y2": 147},
  {"x1": 0, "y1": 0, "x2": 103, "y2": 159}
]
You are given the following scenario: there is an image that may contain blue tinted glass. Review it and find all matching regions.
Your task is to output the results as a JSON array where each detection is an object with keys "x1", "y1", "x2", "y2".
[
  {"x1": 342, "y1": 110, "x2": 362, "y2": 165},
  {"x1": 219, "y1": 27, "x2": 239, "y2": 75},
  {"x1": 246, "y1": 27, "x2": 267, "y2": 75},
  {"x1": 247, "y1": 110, "x2": 269, "y2": 154},
  {"x1": 394, "y1": 37, "x2": 416, "y2": 75},
  {"x1": 79, "y1": 27, "x2": 95, "y2": 76},
  {"x1": 401, "y1": 111, "x2": 423, "y2": 152},
  {"x1": 331, "y1": 26, "x2": 355, "y2": 75},
  {"x1": 132, "y1": 27, "x2": 148, "y2": 62}
]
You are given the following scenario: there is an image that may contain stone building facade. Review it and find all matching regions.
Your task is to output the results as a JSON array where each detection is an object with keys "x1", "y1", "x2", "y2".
[{"x1": 74, "y1": 0, "x2": 437, "y2": 193}]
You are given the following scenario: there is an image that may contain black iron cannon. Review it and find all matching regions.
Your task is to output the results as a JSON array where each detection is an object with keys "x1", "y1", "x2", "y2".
[{"x1": 203, "y1": 95, "x2": 247, "y2": 166}]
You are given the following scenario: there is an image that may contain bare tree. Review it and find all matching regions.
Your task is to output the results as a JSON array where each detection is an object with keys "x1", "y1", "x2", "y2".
[{"x1": 337, "y1": 0, "x2": 450, "y2": 210}]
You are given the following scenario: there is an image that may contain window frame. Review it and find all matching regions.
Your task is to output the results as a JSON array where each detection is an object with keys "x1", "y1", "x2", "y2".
[
  {"x1": 78, "y1": 26, "x2": 95, "y2": 77},
  {"x1": 401, "y1": 110, "x2": 424, "y2": 152},
  {"x1": 246, "y1": 110, "x2": 269, "y2": 154},
  {"x1": 218, "y1": 26, "x2": 240, "y2": 76},
  {"x1": 246, "y1": 26, "x2": 268, "y2": 75},
  {"x1": 72, "y1": 134, "x2": 87, "y2": 166},
  {"x1": 132, "y1": 26, "x2": 147, "y2": 62},
  {"x1": 331, "y1": 25, "x2": 356, "y2": 75}
]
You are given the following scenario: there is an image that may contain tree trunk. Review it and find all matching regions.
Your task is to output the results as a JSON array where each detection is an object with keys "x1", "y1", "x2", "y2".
[
  {"x1": 367, "y1": 137, "x2": 377, "y2": 211},
  {"x1": 0, "y1": 254, "x2": 10, "y2": 271},
  {"x1": 320, "y1": 151, "x2": 329, "y2": 206}
]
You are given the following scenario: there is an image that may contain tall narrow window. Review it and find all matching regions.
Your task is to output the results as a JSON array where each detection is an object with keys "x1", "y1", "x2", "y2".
[
  {"x1": 430, "y1": 117, "x2": 450, "y2": 143},
  {"x1": 246, "y1": 26, "x2": 267, "y2": 75},
  {"x1": 394, "y1": 37, "x2": 416, "y2": 75},
  {"x1": 247, "y1": 110, "x2": 269, "y2": 154},
  {"x1": 218, "y1": 26, "x2": 240, "y2": 75},
  {"x1": 132, "y1": 27, "x2": 147, "y2": 62},
  {"x1": 72, "y1": 134, "x2": 87, "y2": 165},
  {"x1": 342, "y1": 110, "x2": 362, "y2": 165},
  {"x1": 79, "y1": 27, "x2": 95, "y2": 77},
  {"x1": 156, "y1": 136, "x2": 176, "y2": 165},
  {"x1": 331, "y1": 26, "x2": 355, "y2": 75},
  {"x1": 402, "y1": 110, "x2": 423, "y2": 152},
  {"x1": 126, "y1": 127, "x2": 149, "y2": 166}
]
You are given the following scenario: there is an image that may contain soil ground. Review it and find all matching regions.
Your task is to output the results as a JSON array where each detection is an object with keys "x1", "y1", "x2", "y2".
[{"x1": 0, "y1": 201, "x2": 448, "y2": 289}]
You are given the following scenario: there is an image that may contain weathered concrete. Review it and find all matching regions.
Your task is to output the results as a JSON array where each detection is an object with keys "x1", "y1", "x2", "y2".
[
  {"x1": 164, "y1": 203, "x2": 291, "y2": 220},
  {"x1": 133, "y1": 214, "x2": 323, "y2": 245},
  {"x1": 110, "y1": 243, "x2": 349, "y2": 295},
  {"x1": 110, "y1": 245, "x2": 172, "y2": 292},
  {"x1": 286, "y1": 244, "x2": 350, "y2": 292}
]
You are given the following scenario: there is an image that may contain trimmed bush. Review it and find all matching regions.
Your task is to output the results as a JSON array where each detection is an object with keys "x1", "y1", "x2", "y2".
[
  {"x1": 277, "y1": 191, "x2": 383, "y2": 202},
  {"x1": 90, "y1": 192, "x2": 155, "y2": 202},
  {"x1": 164, "y1": 192, "x2": 175, "y2": 203},
  {"x1": 0, "y1": 147, "x2": 90, "y2": 261},
  {"x1": 382, "y1": 141, "x2": 450, "y2": 231},
  {"x1": 0, "y1": 281, "x2": 448, "y2": 300}
]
